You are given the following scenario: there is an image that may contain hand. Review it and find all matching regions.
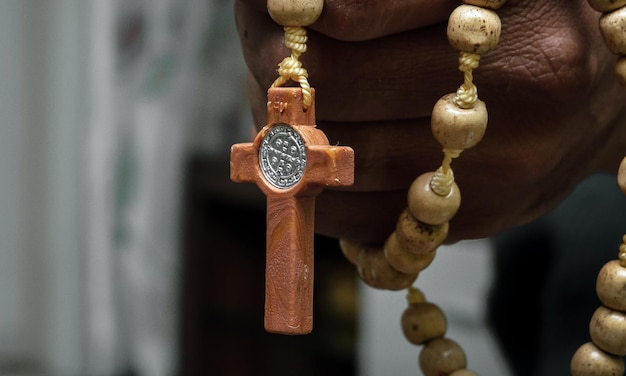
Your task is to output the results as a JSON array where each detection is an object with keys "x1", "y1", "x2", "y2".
[{"x1": 234, "y1": 0, "x2": 626, "y2": 244}]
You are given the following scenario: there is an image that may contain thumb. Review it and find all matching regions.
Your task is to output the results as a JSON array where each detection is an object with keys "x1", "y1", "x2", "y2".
[{"x1": 236, "y1": 0, "x2": 458, "y2": 41}]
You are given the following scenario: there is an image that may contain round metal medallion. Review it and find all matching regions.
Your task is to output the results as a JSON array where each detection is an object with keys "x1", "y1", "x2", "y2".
[{"x1": 259, "y1": 124, "x2": 307, "y2": 189}]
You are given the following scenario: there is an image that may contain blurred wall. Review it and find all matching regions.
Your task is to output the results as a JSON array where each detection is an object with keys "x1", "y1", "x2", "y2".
[
  {"x1": 0, "y1": 1, "x2": 88, "y2": 374},
  {"x1": 0, "y1": 0, "x2": 249, "y2": 375}
]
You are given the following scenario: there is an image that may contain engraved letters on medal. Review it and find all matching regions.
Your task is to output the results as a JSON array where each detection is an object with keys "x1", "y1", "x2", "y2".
[{"x1": 259, "y1": 124, "x2": 307, "y2": 189}]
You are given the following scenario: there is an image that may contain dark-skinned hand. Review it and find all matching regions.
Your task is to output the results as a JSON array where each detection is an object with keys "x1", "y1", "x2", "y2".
[{"x1": 235, "y1": 0, "x2": 626, "y2": 244}]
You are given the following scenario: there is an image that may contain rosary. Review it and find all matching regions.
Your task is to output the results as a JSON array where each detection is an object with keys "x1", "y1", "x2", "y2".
[{"x1": 230, "y1": 0, "x2": 626, "y2": 374}]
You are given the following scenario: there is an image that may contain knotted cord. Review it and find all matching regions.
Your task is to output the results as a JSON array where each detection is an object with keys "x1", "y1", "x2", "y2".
[{"x1": 271, "y1": 26, "x2": 313, "y2": 109}]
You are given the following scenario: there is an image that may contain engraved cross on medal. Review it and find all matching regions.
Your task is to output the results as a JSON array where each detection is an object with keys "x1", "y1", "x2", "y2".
[{"x1": 230, "y1": 87, "x2": 354, "y2": 334}]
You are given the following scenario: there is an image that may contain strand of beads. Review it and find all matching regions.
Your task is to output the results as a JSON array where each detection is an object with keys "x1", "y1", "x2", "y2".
[
  {"x1": 341, "y1": 1, "x2": 505, "y2": 375},
  {"x1": 588, "y1": 0, "x2": 626, "y2": 86},
  {"x1": 570, "y1": 157, "x2": 626, "y2": 376},
  {"x1": 267, "y1": 0, "x2": 323, "y2": 109}
]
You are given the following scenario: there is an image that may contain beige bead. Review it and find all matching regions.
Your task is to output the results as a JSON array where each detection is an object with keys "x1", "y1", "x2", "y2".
[
  {"x1": 396, "y1": 208, "x2": 449, "y2": 255},
  {"x1": 431, "y1": 93, "x2": 488, "y2": 150},
  {"x1": 267, "y1": 0, "x2": 323, "y2": 26},
  {"x1": 384, "y1": 232, "x2": 437, "y2": 274},
  {"x1": 419, "y1": 338, "x2": 467, "y2": 376},
  {"x1": 401, "y1": 302, "x2": 447, "y2": 345},
  {"x1": 450, "y1": 370, "x2": 479, "y2": 376},
  {"x1": 356, "y1": 245, "x2": 418, "y2": 291},
  {"x1": 407, "y1": 172, "x2": 461, "y2": 225},
  {"x1": 447, "y1": 4, "x2": 501, "y2": 54},
  {"x1": 464, "y1": 0, "x2": 507, "y2": 9},
  {"x1": 587, "y1": 0, "x2": 626, "y2": 12},
  {"x1": 599, "y1": 7, "x2": 626, "y2": 55},
  {"x1": 590, "y1": 306, "x2": 626, "y2": 356},
  {"x1": 597, "y1": 259, "x2": 626, "y2": 311},
  {"x1": 407, "y1": 286, "x2": 427, "y2": 304},
  {"x1": 338, "y1": 238, "x2": 361, "y2": 265},
  {"x1": 618, "y1": 155, "x2": 626, "y2": 194},
  {"x1": 571, "y1": 342, "x2": 625, "y2": 375}
]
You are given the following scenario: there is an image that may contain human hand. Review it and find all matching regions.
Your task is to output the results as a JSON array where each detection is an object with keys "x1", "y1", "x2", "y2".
[{"x1": 234, "y1": 0, "x2": 626, "y2": 244}]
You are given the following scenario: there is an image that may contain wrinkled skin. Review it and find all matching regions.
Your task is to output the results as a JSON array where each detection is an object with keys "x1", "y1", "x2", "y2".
[{"x1": 235, "y1": 0, "x2": 626, "y2": 244}]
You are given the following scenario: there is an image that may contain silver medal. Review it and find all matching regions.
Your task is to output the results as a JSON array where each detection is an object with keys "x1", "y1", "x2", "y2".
[{"x1": 259, "y1": 124, "x2": 307, "y2": 189}]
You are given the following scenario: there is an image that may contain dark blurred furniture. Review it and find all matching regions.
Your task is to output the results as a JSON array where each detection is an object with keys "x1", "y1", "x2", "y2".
[{"x1": 180, "y1": 156, "x2": 357, "y2": 376}]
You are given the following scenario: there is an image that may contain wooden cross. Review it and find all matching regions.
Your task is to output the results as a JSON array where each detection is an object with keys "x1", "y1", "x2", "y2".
[{"x1": 230, "y1": 87, "x2": 354, "y2": 335}]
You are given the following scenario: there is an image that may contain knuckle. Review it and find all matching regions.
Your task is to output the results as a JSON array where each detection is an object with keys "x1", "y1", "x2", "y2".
[{"x1": 486, "y1": 2, "x2": 600, "y2": 103}]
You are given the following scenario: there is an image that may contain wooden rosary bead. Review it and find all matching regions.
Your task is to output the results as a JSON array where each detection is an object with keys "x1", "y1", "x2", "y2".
[
  {"x1": 419, "y1": 338, "x2": 468, "y2": 376},
  {"x1": 407, "y1": 172, "x2": 461, "y2": 225},
  {"x1": 384, "y1": 232, "x2": 437, "y2": 274},
  {"x1": 401, "y1": 302, "x2": 447, "y2": 345},
  {"x1": 432, "y1": 93, "x2": 488, "y2": 150},
  {"x1": 464, "y1": 0, "x2": 507, "y2": 9},
  {"x1": 596, "y1": 259, "x2": 626, "y2": 311},
  {"x1": 587, "y1": 0, "x2": 626, "y2": 13},
  {"x1": 338, "y1": 238, "x2": 361, "y2": 265},
  {"x1": 571, "y1": 342, "x2": 625, "y2": 375},
  {"x1": 589, "y1": 305, "x2": 626, "y2": 356},
  {"x1": 396, "y1": 208, "x2": 449, "y2": 255},
  {"x1": 618, "y1": 155, "x2": 626, "y2": 194},
  {"x1": 599, "y1": 7, "x2": 626, "y2": 55},
  {"x1": 447, "y1": 4, "x2": 501, "y2": 54},
  {"x1": 450, "y1": 370, "x2": 479, "y2": 376},
  {"x1": 267, "y1": 0, "x2": 323, "y2": 27},
  {"x1": 356, "y1": 245, "x2": 418, "y2": 291}
]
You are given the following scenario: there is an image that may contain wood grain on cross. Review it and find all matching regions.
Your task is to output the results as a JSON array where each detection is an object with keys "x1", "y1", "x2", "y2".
[{"x1": 230, "y1": 87, "x2": 354, "y2": 335}]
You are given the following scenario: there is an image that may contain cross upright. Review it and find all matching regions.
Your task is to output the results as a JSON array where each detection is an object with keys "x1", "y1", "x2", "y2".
[{"x1": 230, "y1": 87, "x2": 354, "y2": 335}]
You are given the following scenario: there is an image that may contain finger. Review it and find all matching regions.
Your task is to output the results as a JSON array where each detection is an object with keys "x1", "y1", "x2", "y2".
[
  {"x1": 318, "y1": 118, "x2": 441, "y2": 192},
  {"x1": 245, "y1": 80, "x2": 448, "y2": 192},
  {"x1": 238, "y1": 6, "x2": 460, "y2": 122},
  {"x1": 314, "y1": 145, "x2": 585, "y2": 245},
  {"x1": 236, "y1": 0, "x2": 458, "y2": 41},
  {"x1": 316, "y1": 189, "x2": 406, "y2": 243},
  {"x1": 237, "y1": 0, "x2": 607, "y2": 125},
  {"x1": 315, "y1": 184, "x2": 531, "y2": 244}
]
